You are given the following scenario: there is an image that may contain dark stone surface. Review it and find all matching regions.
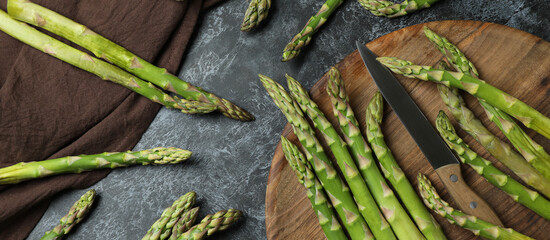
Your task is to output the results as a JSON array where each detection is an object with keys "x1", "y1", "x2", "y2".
[{"x1": 28, "y1": 0, "x2": 549, "y2": 239}]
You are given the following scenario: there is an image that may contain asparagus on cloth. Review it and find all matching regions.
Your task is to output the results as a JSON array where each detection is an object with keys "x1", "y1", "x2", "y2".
[
  {"x1": 40, "y1": 189, "x2": 97, "y2": 240},
  {"x1": 280, "y1": 136, "x2": 348, "y2": 240},
  {"x1": 326, "y1": 67, "x2": 444, "y2": 240},
  {"x1": 436, "y1": 111, "x2": 550, "y2": 220},
  {"x1": 377, "y1": 56, "x2": 550, "y2": 140},
  {"x1": 7, "y1": 0, "x2": 253, "y2": 121},
  {"x1": 286, "y1": 75, "x2": 395, "y2": 240},
  {"x1": 417, "y1": 173, "x2": 534, "y2": 240},
  {"x1": 365, "y1": 91, "x2": 439, "y2": 240},
  {"x1": 0, "y1": 10, "x2": 216, "y2": 115},
  {"x1": 0, "y1": 147, "x2": 192, "y2": 185},
  {"x1": 143, "y1": 192, "x2": 197, "y2": 240},
  {"x1": 282, "y1": 0, "x2": 343, "y2": 62},
  {"x1": 241, "y1": 0, "x2": 271, "y2": 31},
  {"x1": 259, "y1": 74, "x2": 373, "y2": 240},
  {"x1": 177, "y1": 209, "x2": 242, "y2": 240},
  {"x1": 358, "y1": 0, "x2": 440, "y2": 18}
]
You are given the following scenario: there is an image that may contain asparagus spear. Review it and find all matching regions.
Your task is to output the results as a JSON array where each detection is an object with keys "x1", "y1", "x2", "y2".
[
  {"x1": 280, "y1": 136, "x2": 348, "y2": 240},
  {"x1": 177, "y1": 209, "x2": 242, "y2": 240},
  {"x1": 286, "y1": 75, "x2": 395, "y2": 240},
  {"x1": 326, "y1": 67, "x2": 444, "y2": 240},
  {"x1": 377, "y1": 56, "x2": 550, "y2": 140},
  {"x1": 241, "y1": 0, "x2": 271, "y2": 31},
  {"x1": 282, "y1": 0, "x2": 343, "y2": 62},
  {"x1": 143, "y1": 192, "x2": 197, "y2": 240},
  {"x1": 0, "y1": 147, "x2": 191, "y2": 185},
  {"x1": 0, "y1": 10, "x2": 216, "y2": 115},
  {"x1": 365, "y1": 91, "x2": 440, "y2": 240},
  {"x1": 358, "y1": 0, "x2": 440, "y2": 18},
  {"x1": 417, "y1": 173, "x2": 534, "y2": 240},
  {"x1": 480, "y1": 101, "x2": 550, "y2": 182},
  {"x1": 40, "y1": 189, "x2": 96, "y2": 240},
  {"x1": 259, "y1": 74, "x2": 373, "y2": 240},
  {"x1": 436, "y1": 111, "x2": 550, "y2": 220},
  {"x1": 7, "y1": 0, "x2": 253, "y2": 121},
  {"x1": 424, "y1": 28, "x2": 550, "y2": 198}
]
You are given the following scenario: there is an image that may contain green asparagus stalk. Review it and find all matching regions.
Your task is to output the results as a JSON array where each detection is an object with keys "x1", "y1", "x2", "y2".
[
  {"x1": 417, "y1": 173, "x2": 534, "y2": 240},
  {"x1": 280, "y1": 136, "x2": 348, "y2": 240},
  {"x1": 424, "y1": 28, "x2": 550, "y2": 198},
  {"x1": 177, "y1": 209, "x2": 242, "y2": 240},
  {"x1": 169, "y1": 207, "x2": 200, "y2": 240},
  {"x1": 480, "y1": 101, "x2": 550, "y2": 182},
  {"x1": 259, "y1": 74, "x2": 374, "y2": 240},
  {"x1": 326, "y1": 67, "x2": 443, "y2": 240},
  {"x1": 40, "y1": 189, "x2": 96, "y2": 240},
  {"x1": 358, "y1": 0, "x2": 440, "y2": 18},
  {"x1": 7, "y1": 0, "x2": 253, "y2": 121},
  {"x1": 436, "y1": 111, "x2": 550, "y2": 220},
  {"x1": 365, "y1": 91, "x2": 439, "y2": 240},
  {"x1": 437, "y1": 82, "x2": 550, "y2": 199},
  {"x1": 241, "y1": 0, "x2": 271, "y2": 31},
  {"x1": 377, "y1": 56, "x2": 550, "y2": 140},
  {"x1": 143, "y1": 192, "x2": 197, "y2": 240},
  {"x1": 0, "y1": 10, "x2": 216, "y2": 115},
  {"x1": 282, "y1": 0, "x2": 343, "y2": 62},
  {"x1": 0, "y1": 147, "x2": 191, "y2": 185},
  {"x1": 286, "y1": 75, "x2": 395, "y2": 240}
]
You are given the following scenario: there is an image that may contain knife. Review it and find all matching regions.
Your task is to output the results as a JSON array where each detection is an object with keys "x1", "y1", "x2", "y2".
[{"x1": 356, "y1": 42, "x2": 504, "y2": 226}]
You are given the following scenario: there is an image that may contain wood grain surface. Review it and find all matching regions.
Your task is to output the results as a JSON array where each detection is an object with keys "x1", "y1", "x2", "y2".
[{"x1": 265, "y1": 20, "x2": 550, "y2": 240}]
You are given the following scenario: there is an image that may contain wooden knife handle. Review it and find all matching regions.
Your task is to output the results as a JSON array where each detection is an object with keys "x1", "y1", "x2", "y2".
[{"x1": 435, "y1": 164, "x2": 504, "y2": 227}]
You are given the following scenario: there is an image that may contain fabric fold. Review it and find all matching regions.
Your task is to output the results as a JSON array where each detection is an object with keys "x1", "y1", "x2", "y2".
[{"x1": 0, "y1": 0, "x2": 224, "y2": 238}]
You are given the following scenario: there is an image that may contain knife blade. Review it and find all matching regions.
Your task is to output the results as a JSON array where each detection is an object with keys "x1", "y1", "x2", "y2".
[{"x1": 356, "y1": 42, "x2": 504, "y2": 226}]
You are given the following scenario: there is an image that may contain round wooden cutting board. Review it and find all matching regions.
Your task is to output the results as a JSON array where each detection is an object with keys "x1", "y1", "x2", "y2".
[{"x1": 265, "y1": 20, "x2": 550, "y2": 240}]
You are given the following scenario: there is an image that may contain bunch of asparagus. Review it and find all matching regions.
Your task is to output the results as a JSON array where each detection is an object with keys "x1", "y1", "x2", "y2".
[
  {"x1": 2, "y1": 0, "x2": 253, "y2": 121},
  {"x1": 142, "y1": 192, "x2": 242, "y2": 240},
  {"x1": 375, "y1": 26, "x2": 550, "y2": 235},
  {"x1": 240, "y1": 0, "x2": 440, "y2": 61},
  {"x1": 260, "y1": 69, "x2": 446, "y2": 239}
]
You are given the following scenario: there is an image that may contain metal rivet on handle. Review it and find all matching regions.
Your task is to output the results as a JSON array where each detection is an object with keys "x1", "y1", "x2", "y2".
[
  {"x1": 450, "y1": 174, "x2": 458, "y2": 182},
  {"x1": 470, "y1": 201, "x2": 478, "y2": 209}
]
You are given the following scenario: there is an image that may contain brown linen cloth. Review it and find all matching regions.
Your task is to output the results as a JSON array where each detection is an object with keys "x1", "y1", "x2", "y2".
[{"x1": 0, "y1": 0, "x2": 224, "y2": 238}]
